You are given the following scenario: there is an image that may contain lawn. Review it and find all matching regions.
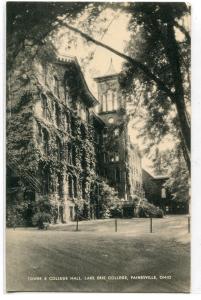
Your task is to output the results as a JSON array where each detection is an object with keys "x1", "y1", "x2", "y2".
[{"x1": 6, "y1": 215, "x2": 190, "y2": 293}]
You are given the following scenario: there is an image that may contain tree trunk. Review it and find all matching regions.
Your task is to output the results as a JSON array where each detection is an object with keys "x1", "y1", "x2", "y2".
[
  {"x1": 64, "y1": 23, "x2": 191, "y2": 170},
  {"x1": 165, "y1": 22, "x2": 191, "y2": 172}
]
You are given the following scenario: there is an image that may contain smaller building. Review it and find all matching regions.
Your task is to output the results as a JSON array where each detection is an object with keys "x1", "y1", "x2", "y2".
[{"x1": 142, "y1": 169, "x2": 188, "y2": 214}]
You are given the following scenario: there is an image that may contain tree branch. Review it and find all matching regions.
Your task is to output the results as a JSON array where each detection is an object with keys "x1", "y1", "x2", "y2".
[
  {"x1": 63, "y1": 23, "x2": 175, "y2": 101},
  {"x1": 173, "y1": 20, "x2": 191, "y2": 44}
]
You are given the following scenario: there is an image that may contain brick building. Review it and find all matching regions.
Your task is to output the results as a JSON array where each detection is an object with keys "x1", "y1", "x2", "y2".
[
  {"x1": 94, "y1": 60, "x2": 144, "y2": 217},
  {"x1": 6, "y1": 47, "x2": 144, "y2": 224},
  {"x1": 7, "y1": 45, "x2": 98, "y2": 224}
]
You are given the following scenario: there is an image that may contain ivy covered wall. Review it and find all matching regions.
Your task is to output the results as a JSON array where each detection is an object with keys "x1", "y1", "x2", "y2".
[{"x1": 6, "y1": 45, "x2": 98, "y2": 225}]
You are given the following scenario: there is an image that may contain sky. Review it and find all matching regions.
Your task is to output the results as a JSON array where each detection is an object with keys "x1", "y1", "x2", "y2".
[{"x1": 56, "y1": 8, "x2": 175, "y2": 173}]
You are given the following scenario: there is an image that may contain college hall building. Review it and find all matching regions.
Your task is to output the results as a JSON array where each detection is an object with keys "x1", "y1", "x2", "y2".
[{"x1": 6, "y1": 44, "x2": 145, "y2": 224}]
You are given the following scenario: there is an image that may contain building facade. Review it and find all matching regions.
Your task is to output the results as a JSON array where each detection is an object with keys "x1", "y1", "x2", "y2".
[
  {"x1": 7, "y1": 46, "x2": 144, "y2": 224},
  {"x1": 94, "y1": 60, "x2": 144, "y2": 217},
  {"x1": 7, "y1": 45, "x2": 98, "y2": 224}
]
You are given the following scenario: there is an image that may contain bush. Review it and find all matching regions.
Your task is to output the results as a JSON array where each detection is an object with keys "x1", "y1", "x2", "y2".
[
  {"x1": 137, "y1": 200, "x2": 163, "y2": 218},
  {"x1": 32, "y1": 212, "x2": 51, "y2": 229}
]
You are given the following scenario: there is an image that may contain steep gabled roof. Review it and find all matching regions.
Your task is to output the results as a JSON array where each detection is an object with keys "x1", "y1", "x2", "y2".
[
  {"x1": 93, "y1": 58, "x2": 119, "y2": 82},
  {"x1": 56, "y1": 55, "x2": 99, "y2": 108}
]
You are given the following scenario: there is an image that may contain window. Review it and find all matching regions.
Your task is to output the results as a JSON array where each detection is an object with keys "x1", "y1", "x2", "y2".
[
  {"x1": 55, "y1": 103, "x2": 61, "y2": 127},
  {"x1": 58, "y1": 174, "x2": 63, "y2": 197},
  {"x1": 115, "y1": 154, "x2": 119, "y2": 162},
  {"x1": 107, "y1": 90, "x2": 113, "y2": 111},
  {"x1": 56, "y1": 137, "x2": 62, "y2": 161},
  {"x1": 82, "y1": 179, "x2": 86, "y2": 199},
  {"x1": 102, "y1": 94, "x2": 107, "y2": 111},
  {"x1": 108, "y1": 117, "x2": 114, "y2": 124},
  {"x1": 68, "y1": 143, "x2": 72, "y2": 165},
  {"x1": 42, "y1": 168, "x2": 50, "y2": 195},
  {"x1": 80, "y1": 124, "x2": 86, "y2": 139},
  {"x1": 68, "y1": 176, "x2": 73, "y2": 197},
  {"x1": 64, "y1": 72, "x2": 71, "y2": 105},
  {"x1": 114, "y1": 128, "x2": 119, "y2": 136},
  {"x1": 113, "y1": 93, "x2": 118, "y2": 110},
  {"x1": 103, "y1": 153, "x2": 107, "y2": 163},
  {"x1": 41, "y1": 94, "x2": 48, "y2": 119},
  {"x1": 53, "y1": 75, "x2": 60, "y2": 98},
  {"x1": 72, "y1": 145, "x2": 76, "y2": 166},
  {"x1": 115, "y1": 167, "x2": 120, "y2": 182},
  {"x1": 73, "y1": 176, "x2": 77, "y2": 198},
  {"x1": 110, "y1": 155, "x2": 115, "y2": 162},
  {"x1": 43, "y1": 128, "x2": 49, "y2": 155}
]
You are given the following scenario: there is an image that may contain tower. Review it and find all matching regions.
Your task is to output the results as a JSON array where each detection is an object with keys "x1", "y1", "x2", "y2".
[
  {"x1": 94, "y1": 59, "x2": 128, "y2": 200},
  {"x1": 94, "y1": 59, "x2": 144, "y2": 217}
]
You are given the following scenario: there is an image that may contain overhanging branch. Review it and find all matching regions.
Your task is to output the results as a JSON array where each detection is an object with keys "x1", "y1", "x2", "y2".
[{"x1": 63, "y1": 23, "x2": 175, "y2": 101}]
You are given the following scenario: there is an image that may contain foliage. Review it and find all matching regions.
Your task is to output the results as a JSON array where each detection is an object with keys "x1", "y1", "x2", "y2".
[
  {"x1": 152, "y1": 145, "x2": 190, "y2": 205},
  {"x1": 97, "y1": 180, "x2": 122, "y2": 219},
  {"x1": 136, "y1": 199, "x2": 164, "y2": 218},
  {"x1": 119, "y1": 3, "x2": 190, "y2": 170},
  {"x1": 7, "y1": 2, "x2": 90, "y2": 70},
  {"x1": 32, "y1": 197, "x2": 53, "y2": 229},
  {"x1": 32, "y1": 212, "x2": 52, "y2": 229}
]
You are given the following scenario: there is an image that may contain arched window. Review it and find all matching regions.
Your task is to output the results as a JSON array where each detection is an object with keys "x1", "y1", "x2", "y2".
[
  {"x1": 102, "y1": 94, "x2": 107, "y2": 112},
  {"x1": 42, "y1": 168, "x2": 50, "y2": 195},
  {"x1": 82, "y1": 179, "x2": 86, "y2": 199},
  {"x1": 114, "y1": 128, "x2": 119, "y2": 136},
  {"x1": 68, "y1": 143, "x2": 72, "y2": 165},
  {"x1": 73, "y1": 176, "x2": 77, "y2": 198},
  {"x1": 55, "y1": 103, "x2": 61, "y2": 127},
  {"x1": 115, "y1": 167, "x2": 120, "y2": 182},
  {"x1": 107, "y1": 90, "x2": 113, "y2": 111},
  {"x1": 42, "y1": 128, "x2": 49, "y2": 155},
  {"x1": 41, "y1": 94, "x2": 48, "y2": 119},
  {"x1": 58, "y1": 173, "x2": 63, "y2": 197},
  {"x1": 72, "y1": 145, "x2": 76, "y2": 166},
  {"x1": 68, "y1": 176, "x2": 73, "y2": 197},
  {"x1": 80, "y1": 124, "x2": 86, "y2": 139},
  {"x1": 113, "y1": 92, "x2": 118, "y2": 110},
  {"x1": 56, "y1": 137, "x2": 62, "y2": 161}
]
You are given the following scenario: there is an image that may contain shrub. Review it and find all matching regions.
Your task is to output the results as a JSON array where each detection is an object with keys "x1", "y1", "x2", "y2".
[
  {"x1": 32, "y1": 212, "x2": 51, "y2": 229},
  {"x1": 137, "y1": 199, "x2": 163, "y2": 218}
]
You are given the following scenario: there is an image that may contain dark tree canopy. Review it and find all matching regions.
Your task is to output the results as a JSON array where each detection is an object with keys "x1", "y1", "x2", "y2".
[{"x1": 7, "y1": 2, "x2": 191, "y2": 172}]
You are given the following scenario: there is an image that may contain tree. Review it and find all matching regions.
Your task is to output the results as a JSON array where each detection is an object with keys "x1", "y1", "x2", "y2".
[
  {"x1": 7, "y1": 2, "x2": 191, "y2": 171},
  {"x1": 151, "y1": 145, "x2": 190, "y2": 207},
  {"x1": 94, "y1": 180, "x2": 122, "y2": 218},
  {"x1": 61, "y1": 3, "x2": 191, "y2": 171}
]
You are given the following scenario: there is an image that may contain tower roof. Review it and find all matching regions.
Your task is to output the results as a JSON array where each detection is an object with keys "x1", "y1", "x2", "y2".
[
  {"x1": 105, "y1": 58, "x2": 117, "y2": 76},
  {"x1": 94, "y1": 58, "x2": 119, "y2": 81}
]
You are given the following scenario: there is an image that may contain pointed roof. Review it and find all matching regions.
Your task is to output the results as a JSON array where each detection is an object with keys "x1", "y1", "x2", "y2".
[
  {"x1": 94, "y1": 58, "x2": 119, "y2": 82},
  {"x1": 105, "y1": 58, "x2": 117, "y2": 76}
]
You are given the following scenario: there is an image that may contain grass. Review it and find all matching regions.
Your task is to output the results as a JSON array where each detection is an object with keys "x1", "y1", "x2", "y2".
[{"x1": 6, "y1": 215, "x2": 190, "y2": 292}]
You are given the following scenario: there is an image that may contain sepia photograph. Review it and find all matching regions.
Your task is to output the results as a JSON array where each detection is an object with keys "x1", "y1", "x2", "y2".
[{"x1": 6, "y1": 1, "x2": 191, "y2": 293}]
